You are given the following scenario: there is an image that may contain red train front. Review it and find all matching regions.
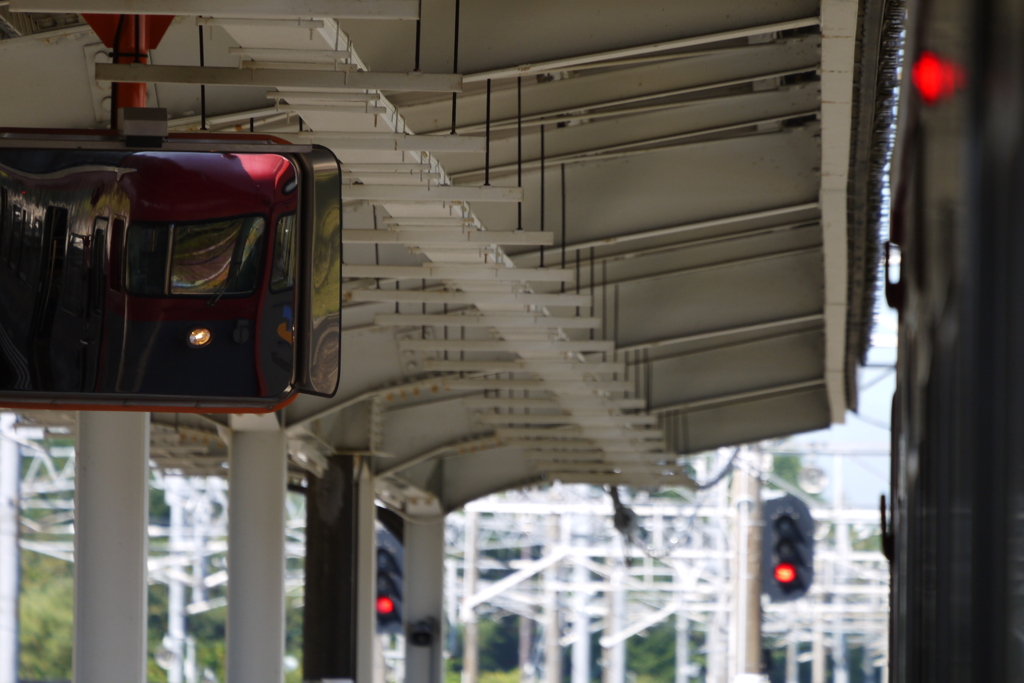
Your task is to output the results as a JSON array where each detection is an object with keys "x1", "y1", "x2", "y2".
[{"x1": 0, "y1": 150, "x2": 298, "y2": 400}]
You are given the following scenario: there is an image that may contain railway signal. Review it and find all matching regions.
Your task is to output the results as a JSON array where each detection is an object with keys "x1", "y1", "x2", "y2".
[
  {"x1": 376, "y1": 527, "x2": 403, "y2": 634},
  {"x1": 762, "y1": 494, "x2": 815, "y2": 602}
]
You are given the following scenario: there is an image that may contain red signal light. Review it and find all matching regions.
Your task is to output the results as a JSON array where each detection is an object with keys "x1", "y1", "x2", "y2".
[
  {"x1": 774, "y1": 562, "x2": 797, "y2": 584},
  {"x1": 376, "y1": 596, "x2": 395, "y2": 615},
  {"x1": 912, "y1": 51, "x2": 965, "y2": 105}
]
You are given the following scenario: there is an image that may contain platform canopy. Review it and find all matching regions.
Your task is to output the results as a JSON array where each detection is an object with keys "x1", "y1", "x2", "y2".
[{"x1": 0, "y1": 0, "x2": 888, "y2": 514}]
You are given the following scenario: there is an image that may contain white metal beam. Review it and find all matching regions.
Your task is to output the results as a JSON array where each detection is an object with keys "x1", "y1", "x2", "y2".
[
  {"x1": 399, "y1": 339, "x2": 613, "y2": 353},
  {"x1": 10, "y1": 0, "x2": 421, "y2": 20},
  {"x1": 652, "y1": 378, "x2": 826, "y2": 414},
  {"x1": 427, "y1": 360, "x2": 623, "y2": 373},
  {"x1": 342, "y1": 229, "x2": 553, "y2": 245},
  {"x1": 477, "y1": 414, "x2": 658, "y2": 426},
  {"x1": 462, "y1": 17, "x2": 821, "y2": 82},
  {"x1": 374, "y1": 313, "x2": 601, "y2": 329},
  {"x1": 95, "y1": 63, "x2": 461, "y2": 93},
  {"x1": 344, "y1": 264, "x2": 572, "y2": 282},
  {"x1": 344, "y1": 184, "x2": 523, "y2": 203},
  {"x1": 291, "y1": 131, "x2": 485, "y2": 153},
  {"x1": 348, "y1": 289, "x2": 589, "y2": 307}
]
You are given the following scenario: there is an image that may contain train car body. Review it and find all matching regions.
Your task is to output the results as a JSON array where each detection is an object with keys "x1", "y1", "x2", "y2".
[
  {"x1": 0, "y1": 150, "x2": 298, "y2": 402},
  {"x1": 889, "y1": 0, "x2": 1024, "y2": 678}
]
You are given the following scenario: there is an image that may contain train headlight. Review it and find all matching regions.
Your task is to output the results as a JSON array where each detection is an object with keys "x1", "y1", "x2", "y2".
[{"x1": 187, "y1": 328, "x2": 213, "y2": 348}]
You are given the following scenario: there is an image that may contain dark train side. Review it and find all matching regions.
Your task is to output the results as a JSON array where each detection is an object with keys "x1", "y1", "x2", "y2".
[
  {"x1": 0, "y1": 149, "x2": 299, "y2": 401},
  {"x1": 889, "y1": 0, "x2": 1024, "y2": 679}
]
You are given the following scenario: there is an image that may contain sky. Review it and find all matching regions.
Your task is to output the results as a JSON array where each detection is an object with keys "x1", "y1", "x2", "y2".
[{"x1": 787, "y1": 305, "x2": 897, "y2": 508}]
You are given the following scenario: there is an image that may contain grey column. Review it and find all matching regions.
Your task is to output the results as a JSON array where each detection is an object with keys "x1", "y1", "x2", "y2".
[
  {"x1": 0, "y1": 413, "x2": 19, "y2": 683},
  {"x1": 227, "y1": 429, "x2": 286, "y2": 683},
  {"x1": 74, "y1": 411, "x2": 150, "y2": 683},
  {"x1": 405, "y1": 517, "x2": 445, "y2": 683},
  {"x1": 462, "y1": 510, "x2": 480, "y2": 683}
]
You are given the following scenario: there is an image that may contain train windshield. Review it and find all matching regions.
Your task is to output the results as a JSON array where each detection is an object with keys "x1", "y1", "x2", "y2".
[{"x1": 126, "y1": 215, "x2": 266, "y2": 297}]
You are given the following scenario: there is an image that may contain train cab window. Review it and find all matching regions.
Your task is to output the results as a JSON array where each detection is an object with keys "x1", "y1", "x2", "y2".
[
  {"x1": 170, "y1": 216, "x2": 265, "y2": 296},
  {"x1": 126, "y1": 215, "x2": 266, "y2": 297},
  {"x1": 270, "y1": 213, "x2": 296, "y2": 292}
]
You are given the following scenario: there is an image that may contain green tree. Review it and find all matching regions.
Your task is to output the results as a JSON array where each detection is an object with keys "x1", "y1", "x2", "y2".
[
  {"x1": 626, "y1": 617, "x2": 676, "y2": 683},
  {"x1": 18, "y1": 551, "x2": 73, "y2": 682}
]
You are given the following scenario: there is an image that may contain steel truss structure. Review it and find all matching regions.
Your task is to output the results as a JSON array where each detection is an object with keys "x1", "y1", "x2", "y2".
[
  {"x1": 448, "y1": 450, "x2": 888, "y2": 683},
  {"x1": 1, "y1": 412, "x2": 887, "y2": 683}
]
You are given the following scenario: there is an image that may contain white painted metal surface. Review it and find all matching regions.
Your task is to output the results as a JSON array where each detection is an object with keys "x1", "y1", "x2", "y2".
[
  {"x1": 74, "y1": 412, "x2": 150, "y2": 683},
  {"x1": 226, "y1": 430, "x2": 287, "y2": 683}
]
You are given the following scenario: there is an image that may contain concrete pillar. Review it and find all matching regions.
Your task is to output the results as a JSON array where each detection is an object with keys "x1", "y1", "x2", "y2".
[
  {"x1": 0, "y1": 413, "x2": 19, "y2": 683},
  {"x1": 74, "y1": 411, "x2": 151, "y2": 683},
  {"x1": 227, "y1": 429, "x2": 286, "y2": 683},
  {"x1": 405, "y1": 517, "x2": 445, "y2": 683},
  {"x1": 304, "y1": 456, "x2": 357, "y2": 681},
  {"x1": 462, "y1": 510, "x2": 480, "y2": 683}
]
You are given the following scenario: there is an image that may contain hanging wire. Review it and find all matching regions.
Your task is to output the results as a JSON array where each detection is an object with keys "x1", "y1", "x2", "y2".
[
  {"x1": 516, "y1": 77, "x2": 523, "y2": 230},
  {"x1": 484, "y1": 79, "x2": 492, "y2": 186},
  {"x1": 590, "y1": 247, "x2": 596, "y2": 340},
  {"x1": 560, "y1": 164, "x2": 566, "y2": 293},
  {"x1": 198, "y1": 25, "x2": 207, "y2": 131},
  {"x1": 449, "y1": 0, "x2": 461, "y2": 135},
  {"x1": 539, "y1": 125, "x2": 545, "y2": 267},
  {"x1": 413, "y1": 0, "x2": 422, "y2": 71},
  {"x1": 607, "y1": 448, "x2": 741, "y2": 559}
]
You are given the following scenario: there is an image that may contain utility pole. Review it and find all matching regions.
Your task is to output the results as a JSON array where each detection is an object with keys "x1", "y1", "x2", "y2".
[
  {"x1": 730, "y1": 450, "x2": 764, "y2": 682},
  {"x1": 571, "y1": 516, "x2": 591, "y2": 683},
  {"x1": 675, "y1": 603, "x2": 690, "y2": 683},
  {"x1": 811, "y1": 604, "x2": 825, "y2": 683},
  {"x1": 0, "y1": 413, "x2": 19, "y2": 683},
  {"x1": 832, "y1": 455, "x2": 849, "y2": 683},
  {"x1": 543, "y1": 515, "x2": 562, "y2": 683},
  {"x1": 602, "y1": 536, "x2": 627, "y2": 683},
  {"x1": 785, "y1": 636, "x2": 798, "y2": 683},
  {"x1": 462, "y1": 510, "x2": 480, "y2": 683},
  {"x1": 519, "y1": 538, "x2": 535, "y2": 683}
]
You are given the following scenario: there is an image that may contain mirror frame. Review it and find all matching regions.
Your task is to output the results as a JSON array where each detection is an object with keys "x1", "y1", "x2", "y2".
[{"x1": 0, "y1": 129, "x2": 342, "y2": 412}]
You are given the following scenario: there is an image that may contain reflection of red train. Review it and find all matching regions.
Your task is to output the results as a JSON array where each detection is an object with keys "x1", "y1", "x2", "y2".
[{"x1": 0, "y1": 150, "x2": 298, "y2": 400}]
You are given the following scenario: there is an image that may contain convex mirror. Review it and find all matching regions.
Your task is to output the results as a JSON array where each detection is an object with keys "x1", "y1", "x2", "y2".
[{"x1": 0, "y1": 129, "x2": 341, "y2": 411}]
